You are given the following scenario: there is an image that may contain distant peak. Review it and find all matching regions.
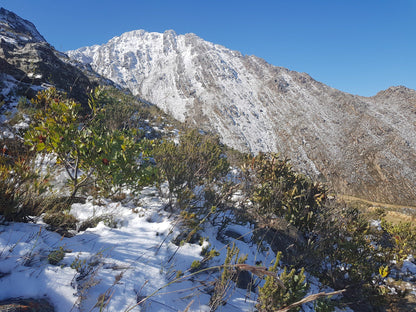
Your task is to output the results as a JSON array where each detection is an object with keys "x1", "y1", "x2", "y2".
[
  {"x1": 373, "y1": 85, "x2": 416, "y2": 98},
  {"x1": 164, "y1": 29, "x2": 177, "y2": 36}
]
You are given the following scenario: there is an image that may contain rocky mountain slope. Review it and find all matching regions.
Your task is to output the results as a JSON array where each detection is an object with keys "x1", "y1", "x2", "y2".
[
  {"x1": 0, "y1": 7, "x2": 97, "y2": 107},
  {"x1": 67, "y1": 29, "x2": 416, "y2": 206}
]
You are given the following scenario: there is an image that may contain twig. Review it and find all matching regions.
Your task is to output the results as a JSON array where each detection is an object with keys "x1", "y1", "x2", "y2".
[
  {"x1": 276, "y1": 289, "x2": 346, "y2": 312},
  {"x1": 182, "y1": 300, "x2": 194, "y2": 312},
  {"x1": 125, "y1": 262, "x2": 291, "y2": 312}
]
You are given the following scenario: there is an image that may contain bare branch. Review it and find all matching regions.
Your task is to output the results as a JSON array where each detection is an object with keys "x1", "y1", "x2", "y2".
[{"x1": 276, "y1": 289, "x2": 346, "y2": 312}]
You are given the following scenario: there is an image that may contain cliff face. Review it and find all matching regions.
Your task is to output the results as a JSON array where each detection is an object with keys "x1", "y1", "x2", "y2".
[
  {"x1": 0, "y1": 7, "x2": 96, "y2": 106},
  {"x1": 67, "y1": 29, "x2": 416, "y2": 205}
]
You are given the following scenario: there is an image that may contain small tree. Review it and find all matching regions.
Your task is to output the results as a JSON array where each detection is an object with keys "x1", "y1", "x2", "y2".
[
  {"x1": 25, "y1": 88, "x2": 156, "y2": 202},
  {"x1": 154, "y1": 129, "x2": 229, "y2": 209},
  {"x1": 0, "y1": 155, "x2": 49, "y2": 221}
]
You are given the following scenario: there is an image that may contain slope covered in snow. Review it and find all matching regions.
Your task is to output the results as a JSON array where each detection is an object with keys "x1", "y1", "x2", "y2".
[
  {"x1": 2, "y1": 9, "x2": 416, "y2": 312},
  {"x1": 67, "y1": 30, "x2": 416, "y2": 206},
  {"x1": 0, "y1": 186, "x2": 298, "y2": 312}
]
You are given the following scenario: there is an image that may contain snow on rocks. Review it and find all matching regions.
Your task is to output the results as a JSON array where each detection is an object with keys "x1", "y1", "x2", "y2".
[{"x1": 402, "y1": 255, "x2": 416, "y2": 275}]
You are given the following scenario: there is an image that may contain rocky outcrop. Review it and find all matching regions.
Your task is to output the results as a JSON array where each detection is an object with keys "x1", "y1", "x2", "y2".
[
  {"x1": 0, "y1": 8, "x2": 96, "y2": 106},
  {"x1": 68, "y1": 29, "x2": 416, "y2": 206},
  {"x1": 0, "y1": 298, "x2": 54, "y2": 312}
]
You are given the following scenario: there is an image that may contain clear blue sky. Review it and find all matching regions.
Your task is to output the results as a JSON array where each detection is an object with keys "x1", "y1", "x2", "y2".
[{"x1": 2, "y1": 0, "x2": 415, "y2": 96}]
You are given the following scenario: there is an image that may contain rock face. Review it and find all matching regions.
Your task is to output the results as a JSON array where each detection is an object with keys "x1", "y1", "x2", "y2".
[
  {"x1": 68, "y1": 29, "x2": 416, "y2": 205},
  {"x1": 0, "y1": 7, "x2": 95, "y2": 106}
]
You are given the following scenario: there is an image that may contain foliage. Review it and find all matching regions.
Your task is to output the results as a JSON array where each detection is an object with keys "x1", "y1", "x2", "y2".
[
  {"x1": 48, "y1": 246, "x2": 66, "y2": 265},
  {"x1": 102, "y1": 87, "x2": 171, "y2": 131},
  {"x1": 314, "y1": 297, "x2": 337, "y2": 312},
  {"x1": 190, "y1": 260, "x2": 201, "y2": 271},
  {"x1": 210, "y1": 243, "x2": 248, "y2": 311},
  {"x1": 79, "y1": 214, "x2": 117, "y2": 231},
  {"x1": 87, "y1": 87, "x2": 137, "y2": 131},
  {"x1": 257, "y1": 252, "x2": 308, "y2": 312},
  {"x1": 24, "y1": 87, "x2": 157, "y2": 200},
  {"x1": 154, "y1": 129, "x2": 229, "y2": 211},
  {"x1": 241, "y1": 152, "x2": 326, "y2": 232},
  {"x1": 43, "y1": 211, "x2": 78, "y2": 232},
  {"x1": 381, "y1": 219, "x2": 416, "y2": 262},
  {"x1": 379, "y1": 265, "x2": 389, "y2": 278},
  {"x1": 70, "y1": 252, "x2": 103, "y2": 306},
  {"x1": 0, "y1": 151, "x2": 49, "y2": 221},
  {"x1": 300, "y1": 202, "x2": 388, "y2": 309}
]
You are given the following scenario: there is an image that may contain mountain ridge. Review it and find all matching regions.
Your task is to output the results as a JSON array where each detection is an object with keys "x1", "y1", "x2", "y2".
[
  {"x1": 0, "y1": 7, "x2": 46, "y2": 45},
  {"x1": 67, "y1": 29, "x2": 416, "y2": 206},
  {"x1": 0, "y1": 7, "x2": 97, "y2": 107}
]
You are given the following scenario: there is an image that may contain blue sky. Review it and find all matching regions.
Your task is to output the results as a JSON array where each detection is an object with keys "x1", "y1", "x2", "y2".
[{"x1": 2, "y1": 0, "x2": 415, "y2": 96}]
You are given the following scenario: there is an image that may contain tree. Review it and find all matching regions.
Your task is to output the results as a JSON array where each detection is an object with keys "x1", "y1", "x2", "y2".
[{"x1": 25, "y1": 87, "x2": 156, "y2": 202}]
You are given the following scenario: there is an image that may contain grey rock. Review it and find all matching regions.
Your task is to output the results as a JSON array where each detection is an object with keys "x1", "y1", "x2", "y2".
[
  {"x1": 0, "y1": 298, "x2": 54, "y2": 312},
  {"x1": 0, "y1": 8, "x2": 96, "y2": 107}
]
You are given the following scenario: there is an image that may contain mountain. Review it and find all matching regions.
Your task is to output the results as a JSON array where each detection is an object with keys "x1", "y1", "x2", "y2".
[
  {"x1": 67, "y1": 29, "x2": 416, "y2": 206},
  {"x1": 0, "y1": 7, "x2": 96, "y2": 107}
]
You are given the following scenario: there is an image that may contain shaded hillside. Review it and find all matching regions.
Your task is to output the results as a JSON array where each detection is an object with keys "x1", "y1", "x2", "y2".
[{"x1": 0, "y1": 7, "x2": 95, "y2": 106}]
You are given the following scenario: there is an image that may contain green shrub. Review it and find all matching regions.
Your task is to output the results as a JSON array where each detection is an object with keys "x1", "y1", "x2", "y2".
[
  {"x1": 257, "y1": 252, "x2": 308, "y2": 312},
  {"x1": 301, "y1": 202, "x2": 387, "y2": 308},
  {"x1": 381, "y1": 219, "x2": 416, "y2": 262},
  {"x1": 48, "y1": 246, "x2": 66, "y2": 265},
  {"x1": 190, "y1": 260, "x2": 201, "y2": 271},
  {"x1": 79, "y1": 215, "x2": 117, "y2": 231},
  {"x1": 0, "y1": 153, "x2": 49, "y2": 221},
  {"x1": 314, "y1": 297, "x2": 336, "y2": 312},
  {"x1": 154, "y1": 129, "x2": 229, "y2": 210},
  {"x1": 24, "y1": 88, "x2": 157, "y2": 200},
  {"x1": 241, "y1": 152, "x2": 325, "y2": 232},
  {"x1": 210, "y1": 244, "x2": 248, "y2": 311},
  {"x1": 43, "y1": 211, "x2": 78, "y2": 231}
]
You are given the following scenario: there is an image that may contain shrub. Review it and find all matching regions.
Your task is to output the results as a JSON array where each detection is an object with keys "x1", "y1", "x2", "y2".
[
  {"x1": 241, "y1": 152, "x2": 325, "y2": 232},
  {"x1": 301, "y1": 202, "x2": 388, "y2": 309},
  {"x1": 48, "y1": 246, "x2": 66, "y2": 265},
  {"x1": 380, "y1": 219, "x2": 416, "y2": 262},
  {"x1": 0, "y1": 153, "x2": 49, "y2": 222},
  {"x1": 79, "y1": 215, "x2": 117, "y2": 231},
  {"x1": 210, "y1": 244, "x2": 248, "y2": 311},
  {"x1": 257, "y1": 252, "x2": 308, "y2": 312},
  {"x1": 24, "y1": 87, "x2": 157, "y2": 200},
  {"x1": 43, "y1": 211, "x2": 78, "y2": 232},
  {"x1": 190, "y1": 260, "x2": 201, "y2": 271},
  {"x1": 154, "y1": 128, "x2": 229, "y2": 211}
]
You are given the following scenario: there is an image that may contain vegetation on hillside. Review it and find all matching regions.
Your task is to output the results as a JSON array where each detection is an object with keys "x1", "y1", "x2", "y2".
[{"x1": 1, "y1": 87, "x2": 415, "y2": 311}]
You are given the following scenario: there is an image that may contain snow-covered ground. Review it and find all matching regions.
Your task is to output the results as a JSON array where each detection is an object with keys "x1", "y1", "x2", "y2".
[{"x1": 0, "y1": 186, "x2": 286, "y2": 312}]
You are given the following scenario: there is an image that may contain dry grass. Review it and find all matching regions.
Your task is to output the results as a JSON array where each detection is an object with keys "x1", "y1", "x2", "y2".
[
  {"x1": 339, "y1": 194, "x2": 416, "y2": 210},
  {"x1": 339, "y1": 194, "x2": 416, "y2": 225},
  {"x1": 377, "y1": 209, "x2": 416, "y2": 224}
]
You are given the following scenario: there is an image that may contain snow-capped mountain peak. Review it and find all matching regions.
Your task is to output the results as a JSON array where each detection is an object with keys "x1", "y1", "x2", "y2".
[{"x1": 68, "y1": 29, "x2": 416, "y2": 206}]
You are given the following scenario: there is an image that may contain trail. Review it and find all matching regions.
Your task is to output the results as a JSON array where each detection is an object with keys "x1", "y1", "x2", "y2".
[{"x1": 339, "y1": 195, "x2": 416, "y2": 211}]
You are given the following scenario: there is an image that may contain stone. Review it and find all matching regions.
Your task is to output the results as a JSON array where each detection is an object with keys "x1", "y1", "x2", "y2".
[{"x1": 0, "y1": 298, "x2": 54, "y2": 312}]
